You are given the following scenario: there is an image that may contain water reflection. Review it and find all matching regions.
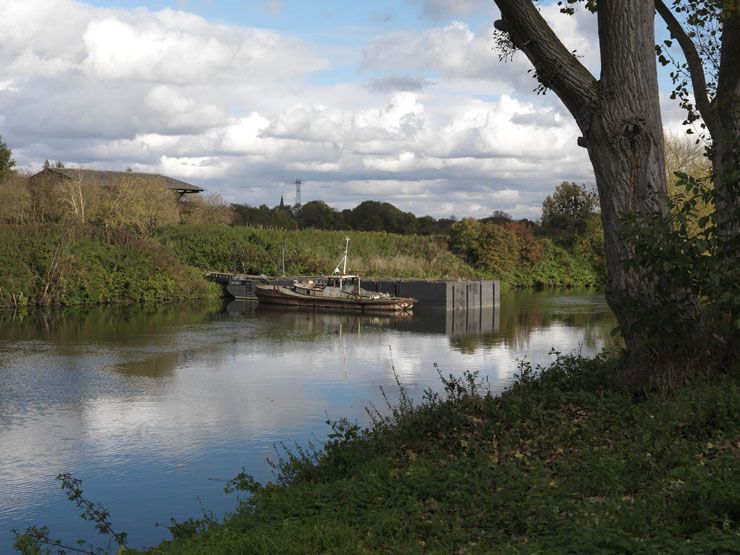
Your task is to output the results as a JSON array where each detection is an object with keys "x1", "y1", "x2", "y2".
[{"x1": 0, "y1": 290, "x2": 617, "y2": 551}]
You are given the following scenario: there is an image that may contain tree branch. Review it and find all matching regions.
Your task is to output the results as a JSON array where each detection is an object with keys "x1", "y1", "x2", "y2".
[
  {"x1": 655, "y1": 0, "x2": 718, "y2": 133},
  {"x1": 493, "y1": 0, "x2": 598, "y2": 123}
]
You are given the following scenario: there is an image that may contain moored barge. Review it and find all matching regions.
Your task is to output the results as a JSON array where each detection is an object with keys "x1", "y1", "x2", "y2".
[{"x1": 255, "y1": 238, "x2": 415, "y2": 313}]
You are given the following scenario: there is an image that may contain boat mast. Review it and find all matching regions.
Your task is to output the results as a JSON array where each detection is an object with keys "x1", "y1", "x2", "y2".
[{"x1": 343, "y1": 236, "x2": 349, "y2": 275}]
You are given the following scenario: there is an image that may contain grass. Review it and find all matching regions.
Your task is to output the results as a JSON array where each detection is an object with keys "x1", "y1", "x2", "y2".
[
  {"x1": 140, "y1": 354, "x2": 739, "y2": 554},
  {"x1": 154, "y1": 224, "x2": 477, "y2": 279},
  {"x1": 154, "y1": 224, "x2": 602, "y2": 288},
  {"x1": 0, "y1": 224, "x2": 220, "y2": 307},
  {"x1": 0, "y1": 222, "x2": 604, "y2": 308}
]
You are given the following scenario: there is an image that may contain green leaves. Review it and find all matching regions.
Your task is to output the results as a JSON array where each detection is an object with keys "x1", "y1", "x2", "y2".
[{"x1": 618, "y1": 167, "x2": 739, "y2": 359}]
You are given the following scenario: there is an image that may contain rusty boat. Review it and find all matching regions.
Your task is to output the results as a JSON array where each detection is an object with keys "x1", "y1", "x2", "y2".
[{"x1": 255, "y1": 238, "x2": 415, "y2": 313}]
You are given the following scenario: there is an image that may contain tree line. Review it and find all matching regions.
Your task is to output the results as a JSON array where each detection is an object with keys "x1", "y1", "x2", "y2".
[{"x1": 233, "y1": 199, "x2": 460, "y2": 235}]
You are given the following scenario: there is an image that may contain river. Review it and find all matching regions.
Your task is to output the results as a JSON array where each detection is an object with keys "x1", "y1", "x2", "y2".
[{"x1": 0, "y1": 290, "x2": 617, "y2": 551}]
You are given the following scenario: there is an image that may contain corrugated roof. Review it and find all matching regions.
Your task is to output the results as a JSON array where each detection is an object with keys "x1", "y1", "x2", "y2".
[{"x1": 41, "y1": 168, "x2": 204, "y2": 192}]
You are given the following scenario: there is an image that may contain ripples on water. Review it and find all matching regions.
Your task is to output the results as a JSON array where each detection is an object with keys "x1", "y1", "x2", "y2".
[{"x1": 0, "y1": 290, "x2": 618, "y2": 551}]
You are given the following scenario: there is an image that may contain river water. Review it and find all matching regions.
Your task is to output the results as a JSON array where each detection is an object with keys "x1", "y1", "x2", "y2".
[{"x1": 0, "y1": 290, "x2": 617, "y2": 551}]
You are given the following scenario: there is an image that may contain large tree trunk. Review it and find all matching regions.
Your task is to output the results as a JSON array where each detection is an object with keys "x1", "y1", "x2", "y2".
[
  {"x1": 584, "y1": 1, "x2": 671, "y2": 344},
  {"x1": 713, "y1": 7, "x2": 740, "y2": 240},
  {"x1": 493, "y1": 0, "x2": 684, "y2": 351}
]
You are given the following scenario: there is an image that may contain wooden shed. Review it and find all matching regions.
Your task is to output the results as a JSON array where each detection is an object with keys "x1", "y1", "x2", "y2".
[{"x1": 28, "y1": 168, "x2": 204, "y2": 198}]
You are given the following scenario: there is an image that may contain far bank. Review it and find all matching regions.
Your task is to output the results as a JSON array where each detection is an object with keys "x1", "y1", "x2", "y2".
[{"x1": 0, "y1": 224, "x2": 603, "y2": 309}]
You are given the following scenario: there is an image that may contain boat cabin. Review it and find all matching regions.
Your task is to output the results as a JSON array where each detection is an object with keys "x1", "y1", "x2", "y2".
[{"x1": 326, "y1": 274, "x2": 360, "y2": 291}]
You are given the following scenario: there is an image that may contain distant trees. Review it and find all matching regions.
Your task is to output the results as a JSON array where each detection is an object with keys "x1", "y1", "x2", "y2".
[
  {"x1": 541, "y1": 181, "x2": 604, "y2": 279},
  {"x1": 232, "y1": 199, "x2": 454, "y2": 235},
  {"x1": 541, "y1": 182, "x2": 599, "y2": 238},
  {"x1": 297, "y1": 200, "x2": 335, "y2": 229},
  {"x1": 484, "y1": 210, "x2": 513, "y2": 224},
  {"x1": 180, "y1": 193, "x2": 235, "y2": 225},
  {"x1": 447, "y1": 216, "x2": 597, "y2": 287},
  {"x1": 0, "y1": 136, "x2": 15, "y2": 179},
  {"x1": 346, "y1": 201, "x2": 417, "y2": 234}
]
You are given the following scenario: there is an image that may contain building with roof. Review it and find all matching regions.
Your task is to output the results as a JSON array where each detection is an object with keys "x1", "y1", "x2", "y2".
[{"x1": 28, "y1": 168, "x2": 204, "y2": 199}]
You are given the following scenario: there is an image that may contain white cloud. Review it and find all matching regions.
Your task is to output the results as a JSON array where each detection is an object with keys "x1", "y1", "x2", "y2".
[
  {"x1": 81, "y1": 10, "x2": 326, "y2": 84},
  {"x1": 0, "y1": 0, "x2": 598, "y2": 219},
  {"x1": 363, "y1": 21, "x2": 507, "y2": 81}
]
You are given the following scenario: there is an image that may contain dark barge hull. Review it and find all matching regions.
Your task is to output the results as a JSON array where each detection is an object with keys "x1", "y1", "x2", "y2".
[{"x1": 255, "y1": 285, "x2": 415, "y2": 313}]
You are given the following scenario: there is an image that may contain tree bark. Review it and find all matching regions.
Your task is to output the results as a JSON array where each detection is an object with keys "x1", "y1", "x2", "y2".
[
  {"x1": 712, "y1": 5, "x2": 739, "y2": 239},
  {"x1": 588, "y1": 1, "x2": 672, "y2": 339},
  {"x1": 493, "y1": 0, "x2": 681, "y2": 348}
]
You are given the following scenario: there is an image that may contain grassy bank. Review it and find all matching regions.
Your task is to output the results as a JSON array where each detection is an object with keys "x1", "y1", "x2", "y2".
[
  {"x1": 154, "y1": 224, "x2": 601, "y2": 288},
  {"x1": 143, "y1": 354, "x2": 739, "y2": 554},
  {"x1": 0, "y1": 223, "x2": 603, "y2": 308},
  {"x1": 0, "y1": 225, "x2": 220, "y2": 308},
  {"x1": 154, "y1": 224, "x2": 478, "y2": 279}
]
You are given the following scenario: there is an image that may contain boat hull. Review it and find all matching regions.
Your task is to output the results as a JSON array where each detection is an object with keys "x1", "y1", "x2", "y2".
[{"x1": 255, "y1": 285, "x2": 415, "y2": 313}]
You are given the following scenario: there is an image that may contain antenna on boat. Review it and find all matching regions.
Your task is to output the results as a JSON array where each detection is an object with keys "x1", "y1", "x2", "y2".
[{"x1": 333, "y1": 236, "x2": 350, "y2": 275}]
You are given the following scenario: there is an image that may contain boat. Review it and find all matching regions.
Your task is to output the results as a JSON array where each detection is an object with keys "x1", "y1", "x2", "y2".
[{"x1": 255, "y1": 237, "x2": 416, "y2": 313}]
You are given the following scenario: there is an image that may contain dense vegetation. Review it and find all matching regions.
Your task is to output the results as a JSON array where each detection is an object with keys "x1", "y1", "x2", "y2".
[
  {"x1": 155, "y1": 224, "x2": 476, "y2": 280},
  {"x1": 153, "y1": 222, "x2": 601, "y2": 288},
  {"x1": 0, "y1": 225, "x2": 220, "y2": 308},
  {"x1": 0, "y1": 154, "x2": 608, "y2": 307}
]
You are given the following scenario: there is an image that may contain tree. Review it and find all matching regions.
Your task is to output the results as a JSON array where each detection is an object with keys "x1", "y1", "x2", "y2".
[
  {"x1": 348, "y1": 201, "x2": 417, "y2": 234},
  {"x1": 654, "y1": 0, "x2": 739, "y2": 240},
  {"x1": 60, "y1": 168, "x2": 92, "y2": 223},
  {"x1": 541, "y1": 181, "x2": 599, "y2": 237},
  {"x1": 492, "y1": 0, "x2": 692, "y2": 353},
  {"x1": 0, "y1": 136, "x2": 15, "y2": 179},
  {"x1": 43, "y1": 159, "x2": 51, "y2": 170},
  {"x1": 297, "y1": 200, "x2": 336, "y2": 229},
  {"x1": 485, "y1": 210, "x2": 513, "y2": 224},
  {"x1": 95, "y1": 177, "x2": 180, "y2": 235},
  {"x1": 179, "y1": 193, "x2": 234, "y2": 225},
  {"x1": 664, "y1": 133, "x2": 713, "y2": 234}
]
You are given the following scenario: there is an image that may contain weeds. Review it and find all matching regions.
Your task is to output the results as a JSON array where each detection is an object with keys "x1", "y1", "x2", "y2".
[
  {"x1": 13, "y1": 474, "x2": 128, "y2": 554},
  {"x1": 145, "y1": 352, "x2": 738, "y2": 553}
]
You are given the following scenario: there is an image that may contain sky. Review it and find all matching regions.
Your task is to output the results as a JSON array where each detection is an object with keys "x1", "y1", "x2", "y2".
[{"x1": 0, "y1": 0, "x2": 688, "y2": 220}]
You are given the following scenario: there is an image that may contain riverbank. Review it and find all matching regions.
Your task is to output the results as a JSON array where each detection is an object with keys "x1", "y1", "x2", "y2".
[
  {"x1": 143, "y1": 354, "x2": 739, "y2": 554},
  {"x1": 0, "y1": 223, "x2": 603, "y2": 308},
  {"x1": 155, "y1": 224, "x2": 602, "y2": 288},
  {"x1": 0, "y1": 225, "x2": 220, "y2": 308}
]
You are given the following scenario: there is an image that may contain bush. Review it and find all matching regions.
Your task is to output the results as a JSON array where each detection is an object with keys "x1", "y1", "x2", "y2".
[
  {"x1": 449, "y1": 218, "x2": 601, "y2": 288},
  {"x1": 0, "y1": 224, "x2": 219, "y2": 307}
]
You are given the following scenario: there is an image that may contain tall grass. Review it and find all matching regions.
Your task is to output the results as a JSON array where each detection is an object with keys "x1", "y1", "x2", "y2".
[
  {"x1": 154, "y1": 224, "x2": 477, "y2": 279},
  {"x1": 0, "y1": 224, "x2": 220, "y2": 308}
]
